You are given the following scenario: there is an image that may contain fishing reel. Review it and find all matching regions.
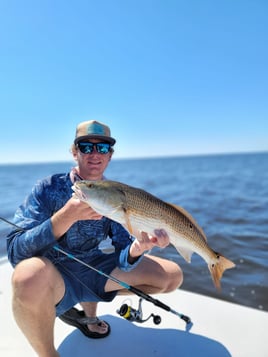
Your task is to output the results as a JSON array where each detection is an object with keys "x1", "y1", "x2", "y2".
[{"x1": 117, "y1": 298, "x2": 161, "y2": 325}]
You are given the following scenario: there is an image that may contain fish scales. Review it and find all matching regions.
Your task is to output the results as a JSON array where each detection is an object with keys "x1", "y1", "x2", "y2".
[{"x1": 120, "y1": 187, "x2": 209, "y2": 253}]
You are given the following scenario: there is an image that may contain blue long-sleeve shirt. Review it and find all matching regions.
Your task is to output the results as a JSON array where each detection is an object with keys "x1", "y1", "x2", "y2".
[{"x1": 7, "y1": 173, "x2": 140, "y2": 271}]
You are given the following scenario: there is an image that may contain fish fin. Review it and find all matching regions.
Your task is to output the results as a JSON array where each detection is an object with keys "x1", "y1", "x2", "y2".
[
  {"x1": 208, "y1": 253, "x2": 236, "y2": 290},
  {"x1": 124, "y1": 209, "x2": 134, "y2": 235},
  {"x1": 173, "y1": 244, "x2": 193, "y2": 263},
  {"x1": 113, "y1": 188, "x2": 134, "y2": 235},
  {"x1": 167, "y1": 203, "x2": 207, "y2": 241}
]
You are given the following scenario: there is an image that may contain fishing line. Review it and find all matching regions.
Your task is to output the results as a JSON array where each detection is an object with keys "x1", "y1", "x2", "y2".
[
  {"x1": 1, "y1": 216, "x2": 192, "y2": 325},
  {"x1": 0, "y1": 216, "x2": 23, "y2": 231}
]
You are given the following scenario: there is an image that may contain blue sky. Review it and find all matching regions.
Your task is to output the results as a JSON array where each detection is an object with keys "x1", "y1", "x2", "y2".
[{"x1": 0, "y1": 0, "x2": 267, "y2": 163}]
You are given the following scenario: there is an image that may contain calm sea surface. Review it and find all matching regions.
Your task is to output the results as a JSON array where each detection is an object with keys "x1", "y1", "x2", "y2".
[{"x1": 0, "y1": 153, "x2": 267, "y2": 311}]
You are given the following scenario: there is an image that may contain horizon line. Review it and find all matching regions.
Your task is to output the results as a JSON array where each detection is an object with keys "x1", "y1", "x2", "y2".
[{"x1": 0, "y1": 150, "x2": 267, "y2": 166}]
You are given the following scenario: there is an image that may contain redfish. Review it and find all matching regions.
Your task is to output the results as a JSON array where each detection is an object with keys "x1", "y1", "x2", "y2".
[{"x1": 73, "y1": 180, "x2": 235, "y2": 289}]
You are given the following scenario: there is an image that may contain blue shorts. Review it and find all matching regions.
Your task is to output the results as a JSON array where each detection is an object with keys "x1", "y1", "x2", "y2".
[{"x1": 55, "y1": 252, "x2": 119, "y2": 316}]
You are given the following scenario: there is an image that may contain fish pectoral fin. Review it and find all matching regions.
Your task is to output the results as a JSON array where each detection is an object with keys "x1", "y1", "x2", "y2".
[
  {"x1": 122, "y1": 207, "x2": 134, "y2": 235},
  {"x1": 172, "y1": 244, "x2": 193, "y2": 263}
]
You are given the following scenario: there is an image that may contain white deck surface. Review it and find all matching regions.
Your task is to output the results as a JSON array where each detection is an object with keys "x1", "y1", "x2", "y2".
[{"x1": 1, "y1": 258, "x2": 268, "y2": 357}]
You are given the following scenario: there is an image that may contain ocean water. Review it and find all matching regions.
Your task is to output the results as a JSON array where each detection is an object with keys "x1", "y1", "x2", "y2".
[{"x1": 0, "y1": 152, "x2": 267, "y2": 312}]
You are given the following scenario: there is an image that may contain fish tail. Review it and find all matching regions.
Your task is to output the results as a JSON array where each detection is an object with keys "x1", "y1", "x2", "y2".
[{"x1": 208, "y1": 252, "x2": 236, "y2": 290}]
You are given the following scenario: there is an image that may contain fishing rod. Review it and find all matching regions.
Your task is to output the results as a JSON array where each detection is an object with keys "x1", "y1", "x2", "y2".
[
  {"x1": 53, "y1": 246, "x2": 191, "y2": 325},
  {"x1": 1, "y1": 216, "x2": 191, "y2": 325}
]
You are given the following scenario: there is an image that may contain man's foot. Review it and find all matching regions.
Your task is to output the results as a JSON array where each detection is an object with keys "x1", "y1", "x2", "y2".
[
  {"x1": 58, "y1": 307, "x2": 111, "y2": 339},
  {"x1": 87, "y1": 318, "x2": 110, "y2": 335}
]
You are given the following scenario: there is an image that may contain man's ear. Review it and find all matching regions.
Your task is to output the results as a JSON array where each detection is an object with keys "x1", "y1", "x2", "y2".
[{"x1": 71, "y1": 146, "x2": 78, "y2": 161}]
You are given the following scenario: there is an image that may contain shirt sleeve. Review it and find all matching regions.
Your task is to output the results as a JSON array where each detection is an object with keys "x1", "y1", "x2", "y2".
[
  {"x1": 6, "y1": 180, "x2": 57, "y2": 267},
  {"x1": 118, "y1": 244, "x2": 144, "y2": 272}
]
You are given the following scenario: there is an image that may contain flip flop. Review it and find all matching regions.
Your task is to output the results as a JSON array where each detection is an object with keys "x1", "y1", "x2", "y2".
[{"x1": 59, "y1": 307, "x2": 111, "y2": 339}]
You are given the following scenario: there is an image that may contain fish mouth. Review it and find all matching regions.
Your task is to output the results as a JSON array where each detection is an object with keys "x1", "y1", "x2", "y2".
[{"x1": 72, "y1": 184, "x2": 87, "y2": 201}]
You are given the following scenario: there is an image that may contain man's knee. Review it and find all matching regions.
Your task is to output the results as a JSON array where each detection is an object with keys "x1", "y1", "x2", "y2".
[
  {"x1": 12, "y1": 257, "x2": 63, "y2": 304},
  {"x1": 164, "y1": 262, "x2": 183, "y2": 293},
  {"x1": 142, "y1": 255, "x2": 183, "y2": 293}
]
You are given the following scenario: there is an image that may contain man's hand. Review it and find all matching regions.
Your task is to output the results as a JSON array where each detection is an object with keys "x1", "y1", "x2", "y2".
[
  {"x1": 129, "y1": 229, "x2": 170, "y2": 261},
  {"x1": 51, "y1": 196, "x2": 102, "y2": 239},
  {"x1": 66, "y1": 196, "x2": 103, "y2": 221}
]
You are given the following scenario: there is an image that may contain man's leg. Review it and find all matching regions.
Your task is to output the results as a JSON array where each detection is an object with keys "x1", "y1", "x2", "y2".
[
  {"x1": 105, "y1": 255, "x2": 183, "y2": 294},
  {"x1": 64, "y1": 255, "x2": 180, "y2": 336},
  {"x1": 12, "y1": 257, "x2": 65, "y2": 357}
]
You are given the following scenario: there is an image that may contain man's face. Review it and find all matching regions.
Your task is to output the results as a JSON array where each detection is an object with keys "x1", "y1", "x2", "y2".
[{"x1": 73, "y1": 139, "x2": 113, "y2": 180}]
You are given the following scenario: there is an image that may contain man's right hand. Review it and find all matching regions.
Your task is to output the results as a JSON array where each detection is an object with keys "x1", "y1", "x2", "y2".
[{"x1": 51, "y1": 196, "x2": 102, "y2": 239}]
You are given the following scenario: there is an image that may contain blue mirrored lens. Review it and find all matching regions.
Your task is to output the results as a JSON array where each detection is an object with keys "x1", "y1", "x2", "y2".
[
  {"x1": 78, "y1": 142, "x2": 94, "y2": 154},
  {"x1": 77, "y1": 142, "x2": 111, "y2": 154},
  {"x1": 95, "y1": 143, "x2": 111, "y2": 154}
]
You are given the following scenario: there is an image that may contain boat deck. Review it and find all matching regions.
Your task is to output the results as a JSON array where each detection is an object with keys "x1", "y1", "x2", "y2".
[{"x1": 1, "y1": 259, "x2": 267, "y2": 357}]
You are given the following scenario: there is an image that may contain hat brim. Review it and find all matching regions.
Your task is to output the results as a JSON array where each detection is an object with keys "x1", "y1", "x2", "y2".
[{"x1": 74, "y1": 135, "x2": 116, "y2": 146}]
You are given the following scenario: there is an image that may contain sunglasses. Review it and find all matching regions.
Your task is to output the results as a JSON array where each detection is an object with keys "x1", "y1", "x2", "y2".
[{"x1": 77, "y1": 142, "x2": 111, "y2": 154}]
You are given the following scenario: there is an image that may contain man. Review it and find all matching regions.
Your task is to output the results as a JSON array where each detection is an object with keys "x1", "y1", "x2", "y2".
[{"x1": 7, "y1": 120, "x2": 183, "y2": 357}]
